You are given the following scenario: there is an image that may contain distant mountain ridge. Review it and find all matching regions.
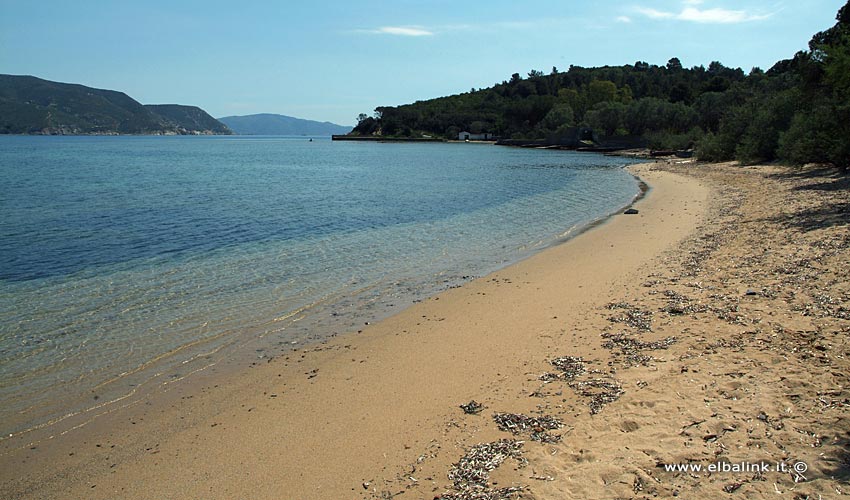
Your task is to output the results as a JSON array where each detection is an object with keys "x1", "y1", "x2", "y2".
[
  {"x1": 0, "y1": 74, "x2": 231, "y2": 135},
  {"x1": 218, "y1": 113, "x2": 352, "y2": 136}
]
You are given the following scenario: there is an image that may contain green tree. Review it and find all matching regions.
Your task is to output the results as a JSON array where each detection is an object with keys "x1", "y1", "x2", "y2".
[
  {"x1": 694, "y1": 92, "x2": 729, "y2": 133},
  {"x1": 558, "y1": 88, "x2": 587, "y2": 120},
  {"x1": 586, "y1": 80, "x2": 618, "y2": 107},
  {"x1": 617, "y1": 85, "x2": 634, "y2": 103},
  {"x1": 666, "y1": 57, "x2": 683, "y2": 71},
  {"x1": 669, "y1": 82, "x2": 692, "y2": 103},
  {"x1": 735, "y1": 91, "x2": 796, "y2": 163},
  {"x1": 469, "y1": 120, "x2": 492, "y2": 134},
  {"x1": 779, "y1": 106, "x2": 834, "y2": 165},
  {"x1": 540, "y1": 104, "x2": 575, "y2": 130},
  {"x1": 352, "y1": 116, "x2": 378, "y2": 135},
  {"x1": 824, "y1": 32, "x2": 850, "y2": 96},
  {"x1": 585, "y1": 102, "x2": 626, "y2": 136},
  {"x1": 624, "y1": 98, "x2": 697, "y2": 136},
  {"x1": 697, "y1": 131, "x2": 735, "y2": 161}
]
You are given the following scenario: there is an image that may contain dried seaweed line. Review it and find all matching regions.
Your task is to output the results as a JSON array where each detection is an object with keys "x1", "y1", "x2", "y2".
[
  {"x1": 493, "y1": 412, "x2": 564, "y2": 444},
  {"x1": 606, "y1": 302, "x2": 654, "y2": 331},
  {"x1": 438, "y1": 440, "x2": 528, "y2": 500},
  {"x1": 550, "y1": 355, "x2": 586, "y2": 379},
  {"x1": 570, "y1": 378, "x2": 625, "y2": 415},
  {"x1": 492, "y1": 413, "x2": 563, "y2": 434}
]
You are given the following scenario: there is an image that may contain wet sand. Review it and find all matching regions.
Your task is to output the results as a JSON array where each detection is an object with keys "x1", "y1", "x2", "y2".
[{"x1": 2, "y1": 162, "x2": 848, "y2": 499}]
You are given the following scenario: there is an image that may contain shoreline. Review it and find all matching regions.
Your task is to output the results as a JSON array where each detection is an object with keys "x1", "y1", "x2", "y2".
[
  {"x1": 4, "y1": 162, "x2": 847, "y2": 499},
  {"x1": 1, "y1": 162, "x2": 702, "y2": 499},
  {"x1": 0, "y1": 152, "x2": 643, "y2": 446}
]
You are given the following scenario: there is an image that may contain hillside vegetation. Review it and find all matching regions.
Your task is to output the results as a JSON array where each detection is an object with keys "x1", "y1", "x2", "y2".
[
  {"x1": 145, "y1": 104, "x2": 231, "y2": 135},
  {"x1": 0, "y1": 75, "x2": 231, "y2": 135},
  {"x1": 353, "y1": 1, "x2": 850, "y2": 168}
]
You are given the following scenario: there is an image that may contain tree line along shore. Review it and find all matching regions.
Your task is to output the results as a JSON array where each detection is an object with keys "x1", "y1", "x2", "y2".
[{"x1": 349, "y1": 1, "x2": 850, "y2": 169}]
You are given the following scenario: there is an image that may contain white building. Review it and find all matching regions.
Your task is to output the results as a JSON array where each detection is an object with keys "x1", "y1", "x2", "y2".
[{"x1": 458, "y1": 131, "x2": 494, "y2": 141}]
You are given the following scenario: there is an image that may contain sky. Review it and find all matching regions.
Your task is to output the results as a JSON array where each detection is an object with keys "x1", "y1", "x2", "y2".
[{"x1": 1, "y1": 0, "x2": 845, "y2": 126}]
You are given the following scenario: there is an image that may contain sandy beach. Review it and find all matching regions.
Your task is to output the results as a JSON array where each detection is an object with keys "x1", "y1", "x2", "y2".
[{"x1": 2, "y1": 161, "x2": 848, "y2": 499}]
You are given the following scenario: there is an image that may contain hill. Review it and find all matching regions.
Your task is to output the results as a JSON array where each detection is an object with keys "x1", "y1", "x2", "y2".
[
  {"x1": 0, "y1": 75, "x2": 230, "y2": 135},
  {"x1": 145, "y1": 104, "x2": 231, "y2": 135},
  {"x1": 218, "y1": 113, "x2": 352, "y2": 136},
  {"x1": 351, "y1": 0, "x2": 850, "y2": 168},
  {"x1": 353, "y1": 61, "x2": 744, "y2": 148}
]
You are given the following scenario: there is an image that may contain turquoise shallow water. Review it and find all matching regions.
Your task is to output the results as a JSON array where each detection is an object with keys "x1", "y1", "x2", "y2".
[{"x1": 0, "y1": 136, "x2": 640, "y2": 437}]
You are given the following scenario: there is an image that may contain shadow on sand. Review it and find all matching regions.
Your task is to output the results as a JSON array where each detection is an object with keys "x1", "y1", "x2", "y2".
[
  {"x1": 763, "y1": 166, "x2": 849, "y2": 232},
  {"x1": 819, "y1": 431, "x2": 850, "y2": 484}
]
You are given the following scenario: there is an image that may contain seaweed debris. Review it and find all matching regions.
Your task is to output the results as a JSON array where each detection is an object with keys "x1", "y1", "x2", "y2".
[
  {"x1": 537, "y1": 372, "x2": 562, "y2": 383},
  {"x1": 460, "y1": 400, "x2": 486, "y2": 415},
  {"x1": 435, "y1": 486, "x2": 525, "y2": 500},
  {"x1": 549, "y1": 356, "x2": 586, "y2": 379},
  {"x1": 606, "y1": 302, "x2": 653, "y2": 331},
  {"x1": 493, "y1": 412, "x2": 564, "y2": 443},
  {"x1": 660, "y1": 290, "x2": 709, "y2": 315},
  {"x1": 437, "y1": 440, "x2": 527, "y2": 500},
  {"x1": 601, "y1": 332, "x2": 677, "y2": 366},
  {"x1": 569, "y1": 378, "x2": 625, "y2": 415},
  {"x1": 793, "y1": 292, "x2": 850, "y2": 319},
  {"x1": 601, "y1": 333, "x2": 677, "y2": 351}
]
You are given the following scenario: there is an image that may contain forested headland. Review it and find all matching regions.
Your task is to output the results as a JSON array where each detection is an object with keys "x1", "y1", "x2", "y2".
[
  {"x1": 352, "y1": 2, "x2": 850, "y2": 168},
  {"x1": 0, "y1": 75, "x2": 231, "y2": 136}
]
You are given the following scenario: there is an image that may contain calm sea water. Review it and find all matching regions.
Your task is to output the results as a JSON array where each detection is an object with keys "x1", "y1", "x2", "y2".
[{"x1": 0, "y1": 136, "x2": 640, "y2": 438}]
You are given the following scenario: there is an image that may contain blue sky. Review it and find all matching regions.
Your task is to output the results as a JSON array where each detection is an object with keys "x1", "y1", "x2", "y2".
[{"x1": 1, "y1": 0, "x2": 845, "y2": 126}]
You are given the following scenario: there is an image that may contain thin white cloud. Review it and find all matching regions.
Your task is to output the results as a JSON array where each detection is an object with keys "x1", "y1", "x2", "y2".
[
  {"x1": 353, "y1": 18, "x2": 572, "y2": 37},
  {"x1": 634, "y1": 3, "x2": 771, "y2": 24},
  {"x1": 358, "y1": 26, "x2": 434, "y2": 36},
  {"x1": 356, "y1": 17, "x2": 605, "y2": 37},
  {"x1": 437, "y1": 20, "x2": 539, "y2": 33},
  {"x1": 636, "y1": 7, "x2": 675, "y2": 19},
  {"x1": 678, "y1": 6, "x2": 770, "y2": 23},
  {"x1": 616, "y1": 15, "x2": 633, "y2": 23}
]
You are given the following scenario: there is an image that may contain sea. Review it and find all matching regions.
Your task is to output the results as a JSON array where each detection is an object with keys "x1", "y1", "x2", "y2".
[{"x1": 0, "y1": 135, "x2": 641, "y2": 439}]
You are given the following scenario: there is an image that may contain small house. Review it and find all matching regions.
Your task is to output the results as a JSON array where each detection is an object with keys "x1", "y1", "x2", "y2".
[{"x1": 458, "y1": 131, "x2": 494, "y2": 141}]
